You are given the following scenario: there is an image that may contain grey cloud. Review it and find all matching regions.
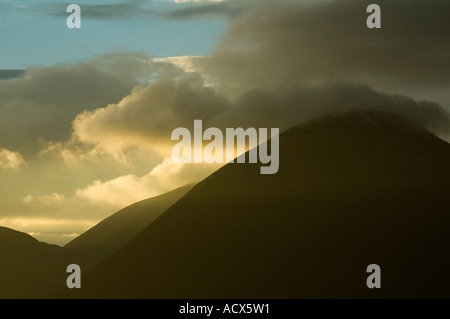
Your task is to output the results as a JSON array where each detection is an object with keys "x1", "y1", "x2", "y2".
[
  {"x1": 0, "y1": 70, "x2": 25, "y2": 80},
  {"x1": 45, "y1": 3, "x2": 157, "y2": 20},
  {"x1": 163, "y1": 1, "x2": 249, "y2": 20},
  {"x1": 0, "y1": 53, "x2": 178, "y2": 155},
  {"x1": 73, "y1": 75, "x2": 450, "y2": 149},
  {"x1": 212, "y1": 84, "x2": 450, "y2": 139},
  {"x1": 73, "y1": 74, "x2": 231, "y2": 148},
  {"x1": 73, "y1": 4, "x2": 155, "y2": 20},
  {"x1": 203, "y1": 0, "x2": 450, "y2": 105},
  {"x1": 20, "y1": 0, "x2": 249, "y2": 21},
  {"x1": 9, "y1": 0, "x2": 448, "y2": 153},
  {"x1": 0, "y1": 1, "x2": 154, "y2": 21}
]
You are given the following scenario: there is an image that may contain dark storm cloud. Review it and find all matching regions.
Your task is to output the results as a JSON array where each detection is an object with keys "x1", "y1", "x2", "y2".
[
  {"x1": 212, "y1": 83, "x2": 450, "y2": 138},
  {"x1": 204, "y1": 0, "x2": 450, "y2": 94}
]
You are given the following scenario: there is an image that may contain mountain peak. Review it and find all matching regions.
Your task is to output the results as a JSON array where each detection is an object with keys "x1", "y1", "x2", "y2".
[{"x1": 63, "y1": 111, "x2": 450, "y2": 299}]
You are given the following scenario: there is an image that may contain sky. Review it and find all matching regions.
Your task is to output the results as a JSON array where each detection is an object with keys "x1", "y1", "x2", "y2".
[
  {"x1": 1, "y1": 0, "x2": 449, "y2": 245},
  {"x1": 0, "y1": 0, "x2": 230, "y2": 69}
]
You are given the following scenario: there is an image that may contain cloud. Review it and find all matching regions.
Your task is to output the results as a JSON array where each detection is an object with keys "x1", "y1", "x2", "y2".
[
  {"x1": 24, "y1": 79, "x2": 449, "y2": 246},
  {"x1": 0, "y1": 148, "x2": 26, "y2": 170},
  {"x1": 75, "y1": 174, "x2": 154, "y2": 207},
  {"x1": 22, "y1": 156, "x2": 217, "y2": 213},
  {"x1": 47, "y1": 3, "x2": 157, "y2": 20},
  {"x1": 23, "y1": 193, "x2": 66, "y2": 206},
  {"x1": 8, "y1": 0, "x2": 450, "y2": 176},
  {"x1": 14, "y1": 153, "x2": 216, "y2": 246},
  {"x1": 0, "y1": 70, "x2": 25, "y2": 80},
  {"x1": 152, "y1": 56, "x2": 204, "y2": 73},
  {"x1": 201, "y1": 0, "x2": 450, "y2": 106},
  {"x1": 215, "y1": 84, "x2": 450, "y2": 138},
  {"x1": 163, "y1": 0, "x2": 247, "y2": 20},
  {"x1": 0, "y1": 52, "x2": 179, "y2": 155},
  {"x1": 24, "y1": 0, "x2": 240, "y2": 21},
  {"x1": 67, "y1": 72, "x2": 450, "y2": 153},
  {"x1": 71, "y1": 74, "x2": 230, "y2": 156},
  {"x1": 7, "y1": 0, "x2": 249, "y2": 21},
  {"x1": 75, "y1": 157, "x2": 217, "y2": 207}
]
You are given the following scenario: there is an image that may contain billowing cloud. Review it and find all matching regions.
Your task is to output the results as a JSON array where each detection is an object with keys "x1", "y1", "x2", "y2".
[
  {"x1": 75, "y1": 157, "x2": 217, "y2": 207},
  {"x1": 202, "y1": 0, "x2": 450, "y2": 106},
  {"x1": 71, "y1": 74, "x2": 230, "y2": 156},
  {"x1": 0, "y1": 54, "x2": 140, "y2": 154},
  {"x1": 0, "y1": 52, "x2": 184, "y2": 155},
  {"x1": 67, "y1": 76, "x2": 450, "y2": 155},
  {"x1": 0, "y1": 148, "x2": 26, "y2": 170},
  {"x1": 214, "y1": 84, "x2": 450, "y2": 139}
]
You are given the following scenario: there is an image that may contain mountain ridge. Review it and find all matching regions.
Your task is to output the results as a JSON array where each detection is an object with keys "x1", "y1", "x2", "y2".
[
  {"x1": 65, "y1": 183, "x2": 195, "y2": 252},
  {"x1": 0, "y1": 184, "x2": 195, "y2": 298}
]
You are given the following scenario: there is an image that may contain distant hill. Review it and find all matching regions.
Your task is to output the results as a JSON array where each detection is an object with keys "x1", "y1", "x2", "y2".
[
  {"x1": 0, "y1": 185, "x2": 194, "y2": 298},
  {"x1": 65, "y1": 184, "x2": 194, "y2": 253},
  {"x1": 62, "y1": 111, "x2": 450, "y2": 298},
  {"x1": 0, "y1": 227, "x2": 70, "y2": 298}
]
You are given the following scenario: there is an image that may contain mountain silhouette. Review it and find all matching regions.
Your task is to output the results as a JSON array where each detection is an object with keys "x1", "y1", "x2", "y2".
[
  {"x1": 0, "y1": 185, "x2": 194, "y2": 298},
  {"x1": 65, "y1": 184, "x2": 194, "y2": 254},
  {"x1": 0, "y1": 227, "x2": 71, "y2": 298},
  {"x1": 60, "y1": 110, "x2": 450, "y2": 298}
]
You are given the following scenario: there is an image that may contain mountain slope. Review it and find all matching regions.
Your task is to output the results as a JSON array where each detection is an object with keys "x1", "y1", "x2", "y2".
[
  {"x1": 0, "y1": 227, "x2": 71, "y2": 298},
  {"x1": 0, "y1": 185, "x2": 194, "y2": 298},
  {"x1": 62, "y1": 111, "x2": 450, "y2": 298},
  {"x1": 65, "y1": 184, "x2": 194, "y2": 252}
]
